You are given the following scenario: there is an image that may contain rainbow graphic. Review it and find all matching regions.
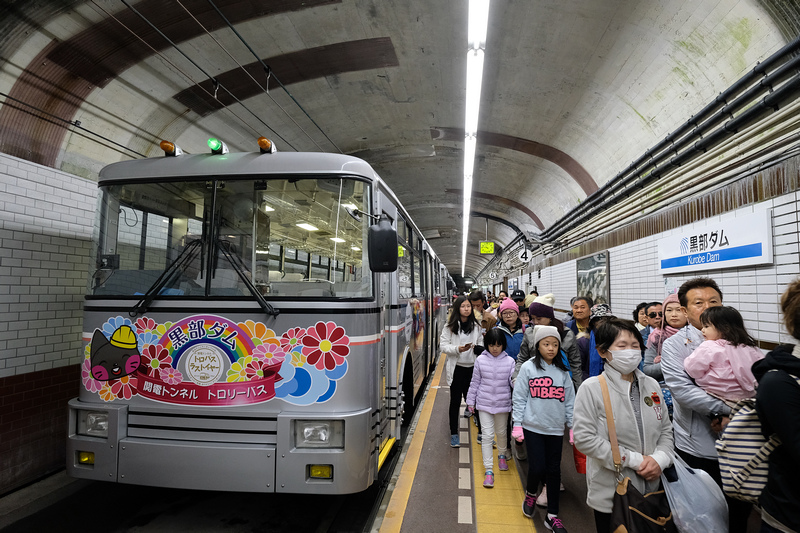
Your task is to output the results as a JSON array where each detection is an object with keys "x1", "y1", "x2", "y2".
[{"x1": 157, "y1": 315, "x2": 256, "y2": 365}]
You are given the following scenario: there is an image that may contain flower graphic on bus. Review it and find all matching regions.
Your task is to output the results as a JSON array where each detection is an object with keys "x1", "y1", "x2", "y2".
[
  {"x1": 84, "y1": 315, "x2": 351, "y2": 405},
  {"x1": 160, "y1": 366, "x2": 183, "y2": 385},
  {"x1": 227, "y1": 355, "x2": 256, "y2": 382},
  {"x1": 253, "y1": 343, "x2": 287, "y2": 366},
  {"x1": 280, "y1": 327, "x2": 307, "y2": 352},
  {"x1": 302, "y1": 321, "x2": 350, "y2": 371},
  {"x1": 239, "y1": 320, "x2": 279, "y2": 348},
  {"x1": 81, "y1": 357, "x2": 103, "y2": 393},
  {"x1": 135, "y1": 317, "x2": 157, "y2": 333},
  {"x1": 110, "y1": 375, "x2": 137, "y2": 400},
  {"x1": 141, "y1": 345, "x2": 173, "y2": 377}
]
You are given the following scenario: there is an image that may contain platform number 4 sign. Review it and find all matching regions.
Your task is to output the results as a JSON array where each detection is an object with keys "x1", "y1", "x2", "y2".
[{"x1": 518, "y1": 247, "x2": 533, "y2": 263}]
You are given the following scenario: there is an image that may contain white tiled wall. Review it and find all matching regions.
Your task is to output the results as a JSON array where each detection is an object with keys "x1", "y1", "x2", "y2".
[
  {"x1": 0, "y1": 153, "x2": 97, "y2": 377},
  {"x1": 528, "y1": 192, "x2": 800, "y2": 345}
]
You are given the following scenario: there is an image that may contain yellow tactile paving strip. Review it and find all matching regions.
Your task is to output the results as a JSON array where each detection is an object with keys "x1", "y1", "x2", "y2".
[{"x1": 470, "y1": 419, "x2": 537, "y2": 533}]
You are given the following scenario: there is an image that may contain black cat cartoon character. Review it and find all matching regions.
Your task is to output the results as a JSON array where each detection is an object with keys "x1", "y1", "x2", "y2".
[{"x1": 90, "y1": 325, "x2": 142, "y2": 381}]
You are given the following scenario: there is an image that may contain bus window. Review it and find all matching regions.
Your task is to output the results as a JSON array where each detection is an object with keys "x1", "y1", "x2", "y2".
[
  {"x1": 398, "y1": 245, "x2": 413, "y2": 299},
  {"x1": 397, "y1": 214, "x2": 408, "y2": 244},
  {"x1": 413, "y1": 254, "x2": 422, "y2": 296},
  {"x1": 90, "y1": 177, "x2": 372, "y2": 299}
]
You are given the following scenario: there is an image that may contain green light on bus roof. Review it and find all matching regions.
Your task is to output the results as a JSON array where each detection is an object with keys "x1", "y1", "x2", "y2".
[{"x1": 208, "y1": 138, "x2": 222, "y2": 151}]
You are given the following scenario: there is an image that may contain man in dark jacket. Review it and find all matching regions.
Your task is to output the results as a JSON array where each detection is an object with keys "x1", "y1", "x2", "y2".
[{"x1": 752, "y1": 277, "x2": 800, "y2": 533}]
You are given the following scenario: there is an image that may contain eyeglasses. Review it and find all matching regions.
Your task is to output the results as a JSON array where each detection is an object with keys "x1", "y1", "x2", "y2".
[
  {"x1": 648, "y1": 312, "x2": 663, "y2": 318},
  {"x1": 501, "y1": 311, "x2": 518, "y2": 317}
]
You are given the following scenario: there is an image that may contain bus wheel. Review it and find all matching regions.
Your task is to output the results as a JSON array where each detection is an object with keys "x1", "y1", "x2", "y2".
[{"x1": 401, "y1": 361, "x2": 414, "y2": 426}]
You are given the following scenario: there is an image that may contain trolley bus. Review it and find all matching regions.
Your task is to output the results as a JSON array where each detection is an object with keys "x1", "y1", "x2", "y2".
[{"x1": 66, "y1": 139, "x2": 452, "y2": 494}]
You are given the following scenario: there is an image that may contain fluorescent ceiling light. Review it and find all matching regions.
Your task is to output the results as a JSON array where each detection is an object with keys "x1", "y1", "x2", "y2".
[
  {"x1": 351, "y1": 246, "x2": 361, "y2": 251},
  {"x1": 462, "y1": 0, "x2": 490, "y2": 277},
  {"x1": 263, "y1": 205, "x2": 275, "y2": 212},
  {"x1": 256, "y1": 250, "x2": 269, "y2": 254},
  {"x1": 296, "y1": 223, "x2": 319, "y2": 231},
  {"x1": 330, "y1": 237, "x2": 346, "y2": 243},
  {"x1": 341, "y1": 203, "x2": 357, "y2": 210},
  {"x1": 465, "y1": 50, "x2": 484, "y2": 135},
  {"x1": 468, "y1": 0, "x2": 490, "y2": 47}
]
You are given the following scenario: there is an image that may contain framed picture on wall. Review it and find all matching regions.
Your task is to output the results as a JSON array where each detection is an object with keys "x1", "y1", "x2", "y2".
[{"x1": 576, "y1": 251, "x2": 610, "y2": 305}]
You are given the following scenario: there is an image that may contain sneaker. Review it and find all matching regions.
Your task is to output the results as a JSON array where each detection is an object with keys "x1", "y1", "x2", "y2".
[
  {"x1": 450, "y1": 434, "x2": 459, "y2": 447},
  {"x1": 544, "y1": 515, "x2": 567, "y2": 533},
  {"x1": 522, "y1": 491, "x2": 536, "y2": 518},
  {"x1": 477, "y1": 434, "x2": 497, "y2": 446},
  {"x1": 537, "y1": 486, "x2": 548, "y2": 507},
  {"x1": 560, "y1": 482, "x2": 566, "y2": 492},
  {"x1": 483, "y1": 471, "x2": 494, "y2": 488},
  {"x1": 498, "y1": 455, "x2": 509, "y2": 471}
]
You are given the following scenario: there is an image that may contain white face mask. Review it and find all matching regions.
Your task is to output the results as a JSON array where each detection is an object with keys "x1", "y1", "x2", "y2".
[{"x1": 607, "y1": 349, "x2": 642, "y2": 374}]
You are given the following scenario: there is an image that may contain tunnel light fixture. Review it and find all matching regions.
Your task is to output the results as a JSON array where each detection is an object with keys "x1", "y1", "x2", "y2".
[
  {"x1": 262, "y1": 205, "x2": 275, "y2": 212},
  {"x1": 462, "y1": 0, "x2": 490, "y2": 277},
  {"x1": 330, "y1": 237, "x2": 346, "y2": 243},
  {"x1": 296, "y1": 223, "x2": 319, "y2": 231}
]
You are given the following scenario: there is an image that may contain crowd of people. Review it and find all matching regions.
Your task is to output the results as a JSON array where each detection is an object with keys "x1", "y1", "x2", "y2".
[{"x1": 439, "y1": 277, "x2": 800, "y2": 533}]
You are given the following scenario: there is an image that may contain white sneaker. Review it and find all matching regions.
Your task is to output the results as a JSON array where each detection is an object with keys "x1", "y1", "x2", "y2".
[{"x1": 560, "y1": 482, "x2": 566, "y2": 491}]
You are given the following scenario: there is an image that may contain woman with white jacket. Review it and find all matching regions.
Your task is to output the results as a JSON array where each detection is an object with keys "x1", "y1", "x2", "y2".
[
  {"x1": 441, "y1": 295, "x2": 484, "y2": 447},
  {"x1": 573, "y1": 318, "x2": 674, "y2": 533}
]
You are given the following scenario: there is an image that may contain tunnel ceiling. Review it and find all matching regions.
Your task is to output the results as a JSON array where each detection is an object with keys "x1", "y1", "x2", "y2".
[{"x1": 0, "y1": 0, "x2": 789, "y2": 277}]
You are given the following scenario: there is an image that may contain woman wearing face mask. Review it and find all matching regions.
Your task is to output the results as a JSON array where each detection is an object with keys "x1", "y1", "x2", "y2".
[{"x1": 573, "y1": 318, "x2": 675, "y2": 533}]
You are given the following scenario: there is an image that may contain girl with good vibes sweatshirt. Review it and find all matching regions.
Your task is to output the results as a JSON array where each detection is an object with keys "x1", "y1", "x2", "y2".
[
  {"x1": 466, "y1": 328, "x2": 516, "y2": 488},
  {"x1": 512, "y1": 325, "x2": 575, "y2": 532}
]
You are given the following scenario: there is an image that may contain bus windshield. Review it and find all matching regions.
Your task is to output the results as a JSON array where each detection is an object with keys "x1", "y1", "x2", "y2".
[{"x1": 90, "y1": 176, "x2": 372, "y2": 299}]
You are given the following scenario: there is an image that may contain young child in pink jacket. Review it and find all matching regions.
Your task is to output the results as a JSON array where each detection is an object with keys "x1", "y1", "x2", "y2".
[
  {"x1": 683, "y1": 306, "x2": 765, "y2": 405},
  {"x1": 467, "y1": 328, "x2": 516, "y2": 489}
]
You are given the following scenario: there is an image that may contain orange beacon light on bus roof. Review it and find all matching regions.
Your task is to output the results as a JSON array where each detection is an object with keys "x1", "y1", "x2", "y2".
[
  {"x1": 159, "y1": 140, "x2": 183, "y2": 157},
  {"x1": 258, "y1": 137, "x2": 276, "y2": 154}
]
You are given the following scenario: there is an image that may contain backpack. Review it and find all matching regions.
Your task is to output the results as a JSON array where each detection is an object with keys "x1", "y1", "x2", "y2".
[{"x1": 715, "y1": 371, "x2": 800, "y2": 504}]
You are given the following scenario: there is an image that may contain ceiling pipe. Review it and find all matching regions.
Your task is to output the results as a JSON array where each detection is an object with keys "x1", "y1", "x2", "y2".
[{"x1": 540, "y1": 33, "x2": 800, "y2": 242}]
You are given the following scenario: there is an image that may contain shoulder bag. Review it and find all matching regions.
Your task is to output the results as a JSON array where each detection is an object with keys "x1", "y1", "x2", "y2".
[{"x1": 598, "y1": 374, "x2": 677, "y2": 533}]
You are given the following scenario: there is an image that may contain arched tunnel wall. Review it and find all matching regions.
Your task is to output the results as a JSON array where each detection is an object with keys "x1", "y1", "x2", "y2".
[{"x1": 1, "y1": 151, "x2": 799, "y2": 494}]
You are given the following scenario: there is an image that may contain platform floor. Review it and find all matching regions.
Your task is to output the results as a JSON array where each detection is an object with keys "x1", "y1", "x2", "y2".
[{"x1": 376, "y1": 355, "x2": 596, "y2": 533}]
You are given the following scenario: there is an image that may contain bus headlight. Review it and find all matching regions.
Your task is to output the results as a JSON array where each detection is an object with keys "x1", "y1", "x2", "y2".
[
  {"x1": 77, "y1": 410, "x2": 109, "y2": 438},
  {"x1": 294, "y1": 420, "x2": 344, "y2": 448}
]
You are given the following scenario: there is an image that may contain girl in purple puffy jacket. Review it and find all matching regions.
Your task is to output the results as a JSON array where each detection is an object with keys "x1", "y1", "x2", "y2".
[{"x1": 467, "y1": 328, "x2": 516, "y2": 488}]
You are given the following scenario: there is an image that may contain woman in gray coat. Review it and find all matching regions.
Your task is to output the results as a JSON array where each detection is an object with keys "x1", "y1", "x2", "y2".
[{"x1": 573, "y1": 318, "x2": 674, "y2": 533}]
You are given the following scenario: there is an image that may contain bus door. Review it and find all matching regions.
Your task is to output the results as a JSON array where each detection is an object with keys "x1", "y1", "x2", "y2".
[{"x1": 376, "y1": 196, "x2": 398, "y2": 446}]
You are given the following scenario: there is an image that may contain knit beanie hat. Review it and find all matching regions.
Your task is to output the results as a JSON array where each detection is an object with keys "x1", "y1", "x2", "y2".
[
  {"x1": 528, "y1": 293, "x2": 555, "y2": 320},
  {"x1": 533, "y1": 325, "x2": 560, "y2": 347},
  {"x1": 498, "y1": 297, "x2": 520, "y2": 315},
  {"x1": 523, "y1": 293, "x2": 537, "y2": 308}
]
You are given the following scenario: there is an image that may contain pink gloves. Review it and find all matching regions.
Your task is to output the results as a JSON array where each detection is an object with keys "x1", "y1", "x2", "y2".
[
  {"x1": 569, "y1": 428, "x2": 574, "y2": 445},
  {"x1": 512, "y1": 426, "x2": 524, "y2": 442}
]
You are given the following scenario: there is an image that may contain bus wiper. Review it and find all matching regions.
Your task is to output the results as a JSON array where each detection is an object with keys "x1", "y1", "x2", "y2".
[
  {"x1": 216, "y1": 239, "x2": 279, "y2": 317},
  {"x1": 129, "y1": 239, "x2": 202, "y2": 317}
]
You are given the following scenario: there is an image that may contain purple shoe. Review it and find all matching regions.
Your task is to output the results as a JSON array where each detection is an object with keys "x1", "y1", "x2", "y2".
[{"x1": 498, "y1": 455, "x2": 508, "y2": 471}]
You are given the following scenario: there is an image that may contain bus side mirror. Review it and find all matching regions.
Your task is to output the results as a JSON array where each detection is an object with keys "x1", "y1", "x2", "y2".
[{"x1": 368, "y1": 215, "x2": 398, "y2": 272}]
